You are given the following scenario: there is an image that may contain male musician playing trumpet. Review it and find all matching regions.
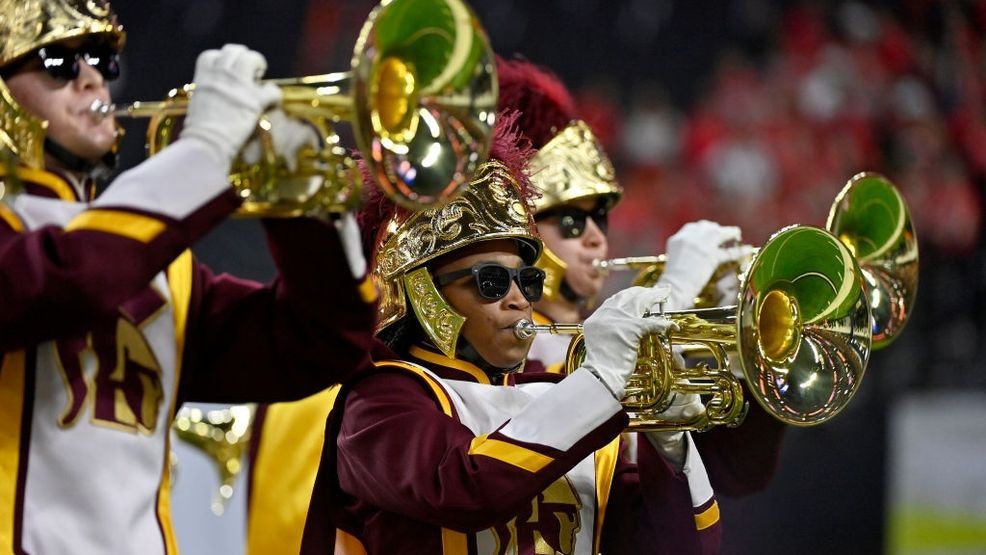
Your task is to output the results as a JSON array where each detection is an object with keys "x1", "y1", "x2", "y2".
[
  {"x1": 301, "y1": 114, "x2": 709, "y2": 554},
  {"x1": 0, "y1": 1, "x2": 377, "y2": 553},
  {"x1": 496, "y1": 57, "x2": 786, "y2": 550}
]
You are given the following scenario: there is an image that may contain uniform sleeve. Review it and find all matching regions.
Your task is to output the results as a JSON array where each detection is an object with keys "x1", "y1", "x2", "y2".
[
  {"x1": 335, "y1": 368, "x2": 627, "y2": 532},
  {"x1": 176, "y1": 217, "x2": 378, "y2": 404},
  {"x1": 0, "y1": 141, "x2": 237, "y2": 350},
  {"x1": 691, "y1": 384, "x2": 787, "y2": 496},
  {"x1": 601, "y1": 438, "x2": 719, "y2": 555}
]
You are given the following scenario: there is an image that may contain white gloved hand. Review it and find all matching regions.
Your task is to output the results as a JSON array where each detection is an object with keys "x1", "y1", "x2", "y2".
[
  {"x1": 659, "y1": 220, "x2": 743, "y2": 310},
  {"x1": 712, "y1": 243, "x2": 757, "y2": 306},
  {"x1": 180, "y1": 44, "x2": 282, "y2": 165},
  {"x1": 241, "y1": 108, "x2": 320, "y2": 172},
  {"x1": 646, "y1": 349, "x2": 705, "y2": 470},
  {"x1": 581, "y1": 286, "x2": 678, "y2": 399}
]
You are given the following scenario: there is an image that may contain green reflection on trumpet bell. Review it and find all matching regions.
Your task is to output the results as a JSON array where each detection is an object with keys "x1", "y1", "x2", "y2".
[
  {"x1": 827, "y1": 172, "x2": 918, "y2": 349},
  {"x1": 738, "y1": 225, "x2": 871, "y2": 426},
  {"x1": 111, "y1": 0, "x2": 497, "y2": 216},
  {"x1": 526, "y1": 225, "x2": 872, "y2": 432}
]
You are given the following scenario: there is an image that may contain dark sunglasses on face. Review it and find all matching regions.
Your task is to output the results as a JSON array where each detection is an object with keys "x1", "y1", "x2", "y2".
[
  {"x1": 539, "y1": 205, "x2": 609, "y2": 239},
  {"x1": 434, "y1": 262, "x2": 546, "y2": 302},
  {"x1": 7, "y1": 43, "x2": 121, "y2": 83}
]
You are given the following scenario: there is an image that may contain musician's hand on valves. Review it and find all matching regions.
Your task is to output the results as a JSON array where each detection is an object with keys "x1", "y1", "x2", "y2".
[
  {"x1": 241, "y1": 109, "x2": 320, "y2": 172},
  {"x1": 581, "y1": 286, "x2": 678, "y2": 400},
  {"x1": 645, "y1": 349, "x2": 704, "y2": 470},
  {"x1": 180, "y1": 44, "x2": 282, "y2": 165},
  {"x1": 659, "y1": 220, "x2": 744, "y2": 310}
]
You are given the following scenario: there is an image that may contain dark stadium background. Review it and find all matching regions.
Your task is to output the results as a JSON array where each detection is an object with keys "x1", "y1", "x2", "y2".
[{"x1": 110, "y1": 1, "x2": 986, "y2": 553}]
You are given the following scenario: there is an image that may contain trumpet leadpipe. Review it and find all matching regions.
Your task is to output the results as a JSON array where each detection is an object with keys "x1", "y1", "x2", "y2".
[
  {"x1": 593, "y1": 256, "x2": 665, "y2": 275},
  {"x1": 89, "y1": 99, "x2": 188, "y2": 119},
  {"x1": 512, "y1": 319, "x2": 583, "y2": 340}
]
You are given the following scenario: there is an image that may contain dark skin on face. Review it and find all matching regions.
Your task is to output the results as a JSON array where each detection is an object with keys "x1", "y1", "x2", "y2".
[
  {"x1": 535, "y1": 197, "x2": 609, "y2": 322},
  {"x1": 433, "y1": 239, "x2": 535, "y2": 369},
  {"x1": 4, "y1": 38, "x2": 117, "y2": 170}
]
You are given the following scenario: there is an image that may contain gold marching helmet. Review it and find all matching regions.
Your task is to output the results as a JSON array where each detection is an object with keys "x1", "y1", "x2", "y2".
[
  {"x1": 496, "y1": 56, "x2": 622, "y2": 301},
  {"x1": 372, "y1": 159, "x2": 542, "y2": 358},
  {"x1": 0, "y1": 0, "x2": 125, "y2": 168},
  {"x1": 528, "y1": 120, "x2": 622, "y2": 215},
  {"x1": 529, "y1": 120, "x2": 622, "y2": 300}
]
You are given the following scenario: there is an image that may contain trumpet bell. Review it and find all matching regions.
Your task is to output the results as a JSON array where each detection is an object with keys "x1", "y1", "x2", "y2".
[
  {"x1": 738, "y1": 226, "x2": 872, "y2": 426},
  {"x1": 133, "y1": 0, "x2": 496, "y2": 216},
  {"x1": 352, "y1": 0, "x2": 496, "y2": 209},
  {"x1": 826, "y1": 172, "x2": 918, "y2": 349}
]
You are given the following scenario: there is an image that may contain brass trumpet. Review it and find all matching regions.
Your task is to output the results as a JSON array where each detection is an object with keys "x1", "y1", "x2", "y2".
[
  {"x1": 101, "y1": 0, "x2": 497, "y2": 216},
  {"x1": 594, "y1": 172, "x2": 918, "y2": 349},
  {"x1": 517, "y1": 225, "x2": 874, "y2": 432}
]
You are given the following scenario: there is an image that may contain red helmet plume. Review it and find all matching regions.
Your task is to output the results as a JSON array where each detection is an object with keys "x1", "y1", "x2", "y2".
[{"x1": 496, "y1": 55, "x2": 577, "y2": 149}]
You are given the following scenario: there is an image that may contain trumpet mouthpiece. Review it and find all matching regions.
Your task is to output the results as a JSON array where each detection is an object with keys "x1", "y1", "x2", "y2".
[
  {"x1": 89, "y1": 99, "x2": 117, "y2": 119},
  {"x1": 513, "y1": 319, "x2": 536, "y2": 340}
]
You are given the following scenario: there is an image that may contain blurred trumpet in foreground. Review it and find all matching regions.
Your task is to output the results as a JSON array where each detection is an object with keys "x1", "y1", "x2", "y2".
[
  {"x1": 594, "y1": 172, "x2": 917, "y2": 349},
  {"x1": 172, "y1": 405, "x2": 255, "y2": 516},
  {"x1": 100, "y1": 0, "x2": 497, "y2": 216}
]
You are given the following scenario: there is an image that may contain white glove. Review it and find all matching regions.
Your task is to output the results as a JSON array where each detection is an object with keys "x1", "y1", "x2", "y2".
[
  {"x1": 241, "y1": 108, "x2": 320, "y2": 172},
  {"x1": 646, "y1": 350, "x2": 704, "y2": 470},
  {"x1": 581, "y1": 286, "x2": 678, "y2": 399},
  {"x1": 659, "y1": 220, "x2": 743, "y2": 310},
  {"x1": 180, "y1": 44, "x2": 282, "y2": 165},
  {"x1": 711, "y1": 243, "x2": 757, "y2": 306}
]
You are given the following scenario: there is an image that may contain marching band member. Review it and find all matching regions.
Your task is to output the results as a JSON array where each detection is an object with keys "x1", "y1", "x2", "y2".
[
  {"x1": 299, "y1": 114, "x2": 717, "y2": 554},
  {"x1": 498, "y1": 57, "x2": 785, "y2": 505},
  {"x1": 0, "y1": 1, "x2": 376, "y2": 553},
  {"x1": 497, "y1": 56, "x2": 724, "y2": 550}
]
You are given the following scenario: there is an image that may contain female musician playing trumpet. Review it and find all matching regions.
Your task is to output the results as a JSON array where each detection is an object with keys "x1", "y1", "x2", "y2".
[{"x1": 300, "y1": 114, "x2": 719, "y2": 554}]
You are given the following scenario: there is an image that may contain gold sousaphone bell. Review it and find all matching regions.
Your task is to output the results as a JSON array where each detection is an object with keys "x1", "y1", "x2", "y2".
[
  {"x1": 516, "y1": 173, "x2": 918, "y2": 431},
  {"x1": 103, "y1": 0, "x2": 497, "y2": 215}
]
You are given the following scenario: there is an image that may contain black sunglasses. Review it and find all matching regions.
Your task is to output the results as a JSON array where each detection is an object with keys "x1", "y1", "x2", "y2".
[
  {"x1": 7, "y1": 43, "x2": 121, "y2": 83},
  {"x1": 538, "y1": 205, "x2": 609, "y2": 239},
  {"x1": 434, "y1": 263, "x2": 546, "y2": 302}
]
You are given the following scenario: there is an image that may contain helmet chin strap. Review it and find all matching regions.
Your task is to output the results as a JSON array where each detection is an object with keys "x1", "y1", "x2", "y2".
[
  {"x1": 559, "y1": 279, "x2": 587, "y2": 306},
  {"x1": 456, "y1": 338, "x2": 524, "y2": 380},
  {"x1": 44, "y1": 138, "x2": 118, "y2": 181}
]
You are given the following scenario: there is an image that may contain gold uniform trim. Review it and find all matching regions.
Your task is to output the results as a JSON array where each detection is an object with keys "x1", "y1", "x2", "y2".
[
  {"x1": 468, "y1": 434, "x2": 553, "y2": 473},
  {"x1": 357, "y1": 275, "x2": 378, "y2": 304},
  {"x1": 0, "y1": 165, "x2": 76, "y2": 201},
  {"x1": 65, "y1": 209, "x2": 166, "y2": 243},
  {"x1": 592, "y1": 437, "x2": 621, "y2": 554},
  {"x1": 374, "y1": 360, "x2": 455, "y2": 417},
  {"x1": 247, "y1": 386, "x2": 341, "y2": 555},
  {"x1": 156, "y1": 249, "x2": 193, "y2": 554},
  {"x1": 0, "y1": 350, "x2": 26, "y2": 553},
  {"x1": 408, "y1": 345, "x2": 490, "y2": 385},
  {"x1": 0, "y1": 204, "x2": 22, "y2": 232},
  {"x1": 441, "y1": 527, "x2": 468, "y2": 554},
  {"x1": 695, "y1": 500, "x2": 720, "y2": 530},
  {"x1": 334, "y1": 528, "x2": 368, "y2": 555}
]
